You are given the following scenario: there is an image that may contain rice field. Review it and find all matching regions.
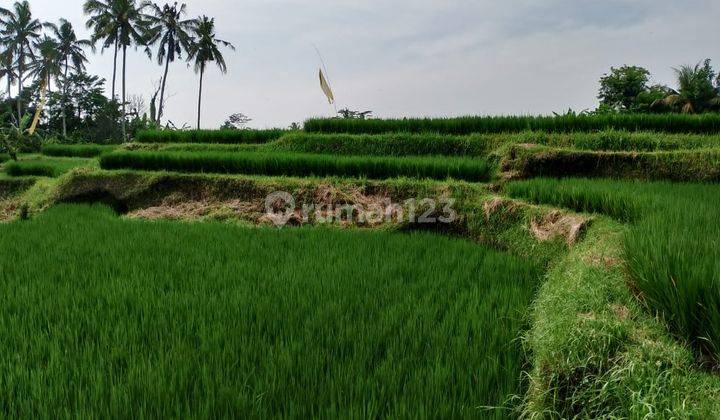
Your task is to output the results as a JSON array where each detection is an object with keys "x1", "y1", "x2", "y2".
[
  {"x1": 99, "y1": 150, "x2": 492, "y2": 181},
  {"x1": 136, "y1": 129, "x2": 287, "y2": 144},
  {"x1": 41, "y1": 144, "x2": 118, "y2": 158},
  {"x1": 0, "y1": 204, "x2": 540, "y2": 418},
  {"x1": 3, "y1": 120, "x2": 720, "y2": 417},
  {"x1": 304, "y1": 114, "x2": 720, "y2": 135},
  {"x1": 4, "y1": 157, "x2": 97, "y2": 177},
  {"x1": 506, "y1": 178, "x2": 720, "y2": 362}
]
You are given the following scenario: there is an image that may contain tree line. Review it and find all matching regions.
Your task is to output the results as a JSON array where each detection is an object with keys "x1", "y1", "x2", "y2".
[
  {"x1": 0, "y1": 0, "x2": 234, "y2": 148},
  {"x1": 597, "y1": 59, "x2": 720, "y2": 114}
]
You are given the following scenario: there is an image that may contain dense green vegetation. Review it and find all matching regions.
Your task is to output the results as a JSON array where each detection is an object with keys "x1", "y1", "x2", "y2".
[
  {"x1": 0, "y1": 204, "x2": 540, "y2": 417},
  {"x1": 506, "y1": 178, "x2": 720, "y2": 363},
  {"x1": 272, "y1": 131, "x2": 720, "y2": 157},
  {"x1": 100, "y1": 150, "x2": 491, "y2": 181},
  {"x1": 123, "y1": 142, "x2": 262, "y2": 153},
  {"x1": 305, "y1": 114, "x2": 720, "y2": 135},
  {"x1": 515, "y1": 130, "x2": 720, "y2": 152},
  {"x1": 506, "y1": 146, "x2": 720, "y2": 182},
  {"x1": 41, "y1": 144, "x2": 118, "y2": 158},
  {"x1": 271, "y1": 133, "x2": 489, "y2": 156},
  {"x1": 135, "y1": 129, "x2": 287, "y2": 144},
  {"x1": 4, "y1": 157, "x2": 94, "y2": 177}
]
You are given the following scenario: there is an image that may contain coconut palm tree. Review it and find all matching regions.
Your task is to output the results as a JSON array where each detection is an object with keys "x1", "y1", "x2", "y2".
[
  {"x1": 145, "y1": 2, "x2": 194, "y2": 124},
  {"x1": 45, "y1": 19, "x2": 93, "y2": 138},
  {"x1": 84, "y1": 0, "x2": 120, "y2": 100},
  {"x1": 0, "y1": 1, "x2": 42, "y2": 120},
  {"x1": 84, "y1": 0, "x2": 151, "y2": 140},
  {"x1": 25, "y1": 35, "x2": 60, "y2": 93},
  {"x1": 188, "y1": 16, "x2": 234, "y2": 130},
  {"x1": 0, "y1": 48, "x2": 16, "y2": 100},
  {"x1": 663, "y1": 60, "x2": 719, "y2": 113}
]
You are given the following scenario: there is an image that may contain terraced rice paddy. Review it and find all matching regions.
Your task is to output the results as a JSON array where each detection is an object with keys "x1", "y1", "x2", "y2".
[
  {"x1": 0, "y1": 204, "x2": 540, "y2": 418},
  {"x1": 3, "y1": 113, "x2": 720, "y2": 418}
]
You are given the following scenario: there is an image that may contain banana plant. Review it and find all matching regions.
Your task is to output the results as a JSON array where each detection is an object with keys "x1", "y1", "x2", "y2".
[{"x1": 0, "y1": 112, "x2": 34, "y2": 161}]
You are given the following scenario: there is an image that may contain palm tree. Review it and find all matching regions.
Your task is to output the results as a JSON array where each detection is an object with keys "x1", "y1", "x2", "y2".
[
  {"x1": 45, "y1": 19, "x2": 93, "y2": 138},
  {"x1": 84, "y1": 0, "x2": 151, "y2": 140},
  {"x1": 146, "y1": 2, "x2": 194, "y2": 124},
  {"x1": 0, "y1": 48, "x2": 16, "y2": 100},
  {"x1": 663, "y1": 60, "x2": 718, "y2": 113},
  {"x1": 188, "y1": 16, "x2": 234, "y2": 130},
  {"x1": 25, "y1": 35, "x2": 60, "y2": 94},
  {"x1": 0, "y1": 1, "x2": 42, "y2": 120},
  {"x1": 84, "y1": 0, "x2": 120, "y2": 100}
]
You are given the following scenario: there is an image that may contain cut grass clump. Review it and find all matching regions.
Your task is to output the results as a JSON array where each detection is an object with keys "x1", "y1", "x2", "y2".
[
  {"x1": 0, "y1": 204, "x2": 541, "y2": 417},
  {"x1": 136, "y1": 129, "x2": 286, "y2": 144},
  {"x1": 305, "y1": 114, "x2": 720, "y2": 135},
  {"x1": 5, "y1": 157, "x2": 96, "y2": 178},
  {"x1": 100, "y1": 150, "x2": 492, "y2": 182},
  {"x1": 506, "y1": 178, "x2": 720, "y2": 365},
  {"x1": 41, "y1": 144, "x2": 117, "y2": 158}
]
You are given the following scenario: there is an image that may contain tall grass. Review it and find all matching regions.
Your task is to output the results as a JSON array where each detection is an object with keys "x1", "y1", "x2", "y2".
[
  {"x1": 5, "y1": 157, "x2": 95, "y2": 177},
  {"x1": 504, "y1": 178, "x2": 639, "y2": 221},
  {"x1": 136, "y1": 129, "x2": 287, "y2": 144},
  {"x1": 0, "y1": 204, "x2": 541, "y2": 417},
  {"x1": 0, "y1": 154, "x2": 10, "y2": 164},
  {"x1": 275, "y1": 131, "x2": 720, "y2": 157},
  {"x1": 123, "y1": 142, "x2": 262, "y2": 153},
  {"x1": 42, "y1": 144, "x2": 117, "y2": 158},
  {"x1": 305, "y1": 114, "x2": 720, "y2": 135},
  {"x1": 272, "y1": 133, "x2": 491, "y2": 156},
  {"x1": 506, "y1": 178, "x2": 720, "y2": 363},
  {"x1": 100, "y1": 151, "x2": 492, "y2": 181},
  {"x1": 517, "y1": 131, "x2": 720, "y2": 152}
]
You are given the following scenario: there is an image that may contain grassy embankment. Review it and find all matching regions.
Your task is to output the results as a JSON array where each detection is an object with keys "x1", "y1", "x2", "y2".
[{"x1": 507, "y1": 178, "x2": 720, "y2": 363}]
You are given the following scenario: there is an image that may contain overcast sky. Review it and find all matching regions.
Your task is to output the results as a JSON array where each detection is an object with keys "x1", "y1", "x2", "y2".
[{"x1": 23, "y1": 0, "x2": 720, "y2": 128}]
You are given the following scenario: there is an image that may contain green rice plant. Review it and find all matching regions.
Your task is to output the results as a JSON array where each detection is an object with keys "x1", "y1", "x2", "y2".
[
  {"x1": 271, "y1": 133, "x2": 491, "y2": 156},
  {"x1": 135, "y1": 129, "x2": 287, "y2": 144},
  {"x1": 506, "y1": 177, "x2": 720, "y2": 364},
  {"x1": 305, "y1": 114, "x2": 720, "y2": 135},
  {"x1": 4, "y1": 157, "x2": 95, "y2": 178},
  {"x1": 517, "y1": 130, "x2": 720, "y2": 152},
  {"x1": 623, "y1": 186, "x2": 720, "y2": 361},
  {"x1": 100, "y1": 151, "x2": 492, "y2": 182},
  {"x1": 0, "y1": 204, "x2": 541, "y2": 417},
  {"x1": 123, "y1": 142, "x2": 263, "y2": 153},
  {"x1": 272, "y1": 131, "x2": 720, "y2": 159},
  {"x1": 41, "y1": 144, "x2": 118, "y2": 158},
  {"x1": 504, "y1": 178, "x2": 639, "y2": 221},
  {"x1": 507, "y1": 146, "x2": 720, "y2": 182}
]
